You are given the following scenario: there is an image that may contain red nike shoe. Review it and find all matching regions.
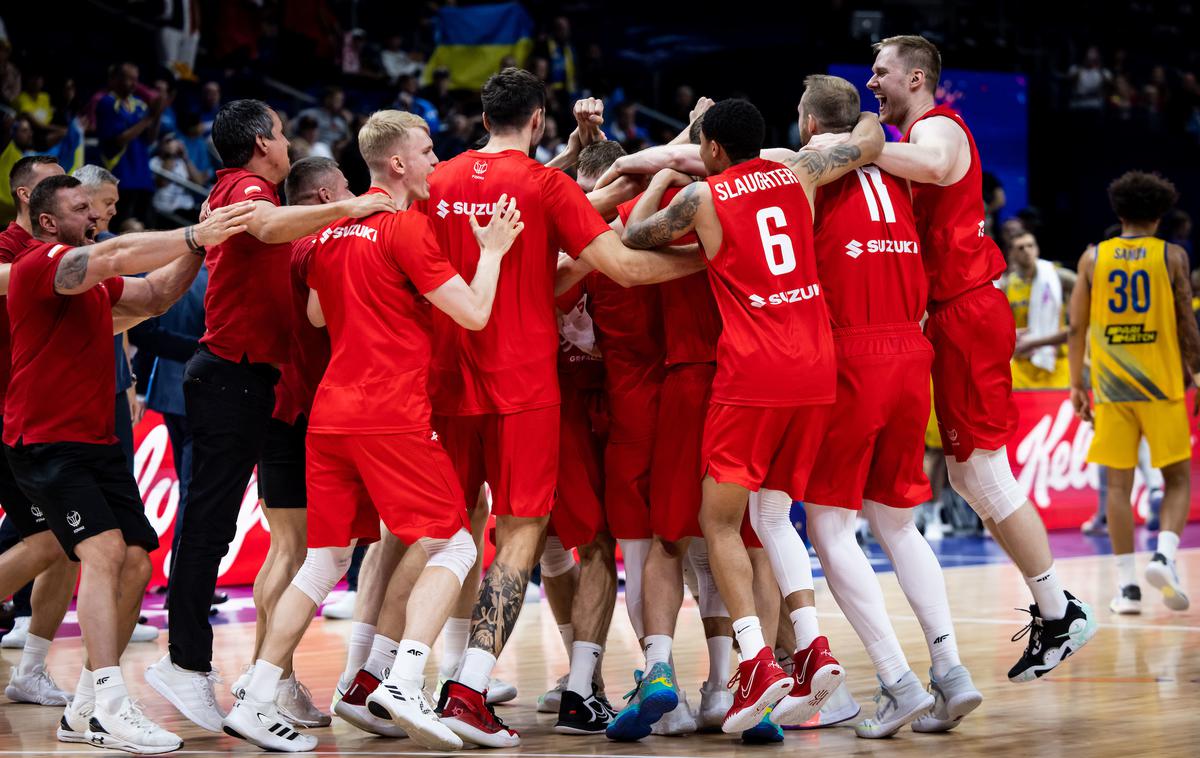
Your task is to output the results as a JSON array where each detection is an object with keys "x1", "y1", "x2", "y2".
[
  {"x1": 332, "y1": 669, "x2": 408, "y2": 737},
  {"x1": 769, "y1": 635, "x2": 845, "y2": 726},
  {"x1": 721, "y1": 646, "x2": 792, "y2": 733},
  {"x1": 438, "y1": 680, "x2": 520, "y2": 747}
]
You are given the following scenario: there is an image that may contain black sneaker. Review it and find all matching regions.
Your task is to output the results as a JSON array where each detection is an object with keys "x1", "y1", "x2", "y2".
[
  {"x1": 555, "y1": 689, "x2": 614, "y2": 735},
  {"x1": 1109, "y1": 584, "x2": 1142, "y2": 615},
  {"x1": 1008, "y1": 591, "x2": 1098, "y2": 683}
]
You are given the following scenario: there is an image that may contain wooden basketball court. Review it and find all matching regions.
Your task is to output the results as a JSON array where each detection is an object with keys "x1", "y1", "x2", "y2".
[{"x1": 1, "y1": 548, "x2": 1196, "y2": 756}]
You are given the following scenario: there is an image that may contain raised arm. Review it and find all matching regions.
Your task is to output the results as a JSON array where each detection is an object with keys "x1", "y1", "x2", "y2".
[
  {"x1": 873, "y1": 115, "x2": 968, "y2": 185},
  {"x1": 245, "y1": 192, "x2": 395, "y2": 244},
  {"x1": 578, "y1": 229, "x2": 705, "y2": 288},
  {"x1": 777, "y1": 112, "x2": 884, "y2": 190},
  {"x1": 53, "y1": 201, "x2": 253, "y2": 296},
  {"x1": 622, "y1": 171, "x2": 701, "y2": 249},
  {"x1": 667, "y1": 97, "x2": 715, "y2": 145},
  {"x1": 1067, "y1": 246, "x2": 1095, "y2": 422},
  {"x1": 547, "y1": 98, "x2": 606, "y2": 171},
  {"x1": 425, "y1": 195, "x2": 524, "y2": 330},
  {"x1": 594, "y1": 145, "x2": 707, "y2": 190}
]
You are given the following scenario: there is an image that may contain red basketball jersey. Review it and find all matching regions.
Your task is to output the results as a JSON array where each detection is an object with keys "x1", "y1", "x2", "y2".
[
  {"x1": 704, "y1": 158, "x2": 835, "y2": 406},
  {"x1": 813, "y1": 165, "x2": 927, "y2": 326},
  {"x1": 902, "y1": 105, "x2": 1006, "y2": 304}
]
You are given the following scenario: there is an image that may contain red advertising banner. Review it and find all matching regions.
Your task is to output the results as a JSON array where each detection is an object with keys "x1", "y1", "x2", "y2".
[{"x1": 1, "y1": 393, "x2": 1195, "y2": 587}]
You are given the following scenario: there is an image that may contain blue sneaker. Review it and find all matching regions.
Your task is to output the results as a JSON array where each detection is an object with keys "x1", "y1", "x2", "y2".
[
  {"x1": 742, "y1": 707, "x2": 785, "y2": 743},
  {"x1": 605, "y1": 664, "x2": 679, "y2": 742}
]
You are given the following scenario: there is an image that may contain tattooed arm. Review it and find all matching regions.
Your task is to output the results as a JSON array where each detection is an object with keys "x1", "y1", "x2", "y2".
[
  {"x1": 1167, "y1": 244, "x2": 1200, "y2": 411},
  {"x1": 52, "y1": 201, "x2": 254, "y2": 296},
  {"x1": 778, "y1": 112, "x2": 883, "y2": 189},
  {"x1": 622, "y1": 172, "x2": 702, "y2": 249}
]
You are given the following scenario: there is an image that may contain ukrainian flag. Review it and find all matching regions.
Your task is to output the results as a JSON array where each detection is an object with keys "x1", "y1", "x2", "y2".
[{"x1": 422, "y1": 2, "x2": 534, "y2": 90}]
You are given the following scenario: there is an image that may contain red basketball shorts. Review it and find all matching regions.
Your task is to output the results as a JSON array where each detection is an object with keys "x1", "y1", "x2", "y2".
[
  {"x1": 926, "y1": 285, "x2": 1019, "y2": 462},
  {"x1": 306, "y1": 431, "x2": 468, "y2": 548},
  {"x1": 550, "y1": 386, "x2": 608, "y2": 549},
  {"x1": 702, "y1": 402, "x2": 831, "y2": 502},
  {"x1": 649, "y1": 362, "x2": 715, "y2": 542},
  {"x1": 604, "y1": 368, "x2": 661, "y2": 540},
  {"x1": 805, "y1": 323, "x2": 934, "y2": 510},
  {"x1": 434, "y1": 405, "x2": 560, "y2": 519}
]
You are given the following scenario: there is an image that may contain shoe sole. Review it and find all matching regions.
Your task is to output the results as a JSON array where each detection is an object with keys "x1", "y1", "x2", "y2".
[
  {"x1": 439, "y1": 715, "x2": 520, "y2": 748},
  {"x1": 723, "y1": 677, "x2": 793, "y2": 733},
  {"x1": 1008, "y1": 603, "x2": 1099, "y2": 683},
  {"x1": 854, "y1": 692, "x2": 935, "y2": 739},
  {"x1": 911, "y1": 689, "x2": 984, "y2": 733},
  {"x1": 1109, "y1": 600, "x2": 1142, "y2": 615},
  {"x1": 606, "y1": 704, "x2": 652, "y2": 742},
  {"x1": 87, "y1": 731, "x2": 183, "y2": 755},
  {"x1": 334, "y1": 700, "x2": 409, "y2": 738},
  {"x1": 554, "y1": 722, "x2": 609, "y2": 735},
  {"x1": 769, "y1": 663, "x2": 843, "y2": 727},
  {"x1": 1146, "y1": 563, "x2": 1190, "y2": 611},
  {"x1": 366, "y1": 700, "x2": 463, "y2": 751},
  {"x1": 5, "y1": 684, "x2": 69, "y2": 706},
  {"x1": 486, "y1": 686, "x2": 518, "y2": 705},
  {"x1": 222, "y1": 722, "x2": 316, "y2": 753},
  {"x1": 143, "y1": 665, "x2": 224, "y2": 733},
  {"x1": 57, "y1": 728, "x2": 89, "y2": 744}
]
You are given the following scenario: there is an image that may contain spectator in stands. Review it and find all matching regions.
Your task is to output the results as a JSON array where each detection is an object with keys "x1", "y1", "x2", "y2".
[
  {"x1": 540, "y1": 16, "x2": 577, "y2": 95},
  {"x1": 296, "y1": 85, "x2": 351, "y2": 151},
  {"x1": 1067, "y1": 45, "x2": 1111, "y2": 111},
  {"x1": 0, "y1": 38, "x2": 19, "y2": 105},
  {"x1": 176, "y1": 109, "x2": 214, "y2": 182},
  {"x1": 156, "y1": 0, "x2": 202, "y2": 81},
  {"x1": 149, "y1": 134, "x2": 202, "y2": 223},
  {"x1": 535, "y1": 115, "x2": 565, "y2": 163},
  {"x1": 96, "y1": 62, "x2": 168, "y2": 224},
  {"x1": 154, "y1": 77, "x2": 179, "y2": 136},
  {"x1": 15, "y1": 71, "x2": 52, "y2": 128},
  {"x1": 380, "y1": 33, "x2": 423, "y2": 82},
  {"x1": 197, "y1": 81, "x2": 221, "y2": 136},
  {"x1": 394, "y1": 74, "x2": 440, "y2": 132},
  {"x1": 288, "y1": 114, "x2": 333, "y2": 161},
  {"x1": 434, "y1": 112, "x2": 473, "y2": 160},
  {"x1": 1002, "y1": 231, "x2": 1075, "y2": 389},
  {"x1": 1158, "y1": 208, "x2": 1194, "y2": 267},
  {"x1": 983, "y1": 171, "x2": 1006, "y2": 241},
  {"x1": 0, "y1": 115, "x2": 35, "y2": 223},
  {"x1": 611, "y1": 101, "x2": 650, "y2": 146},
  {"x1": 419, "y1": 66, "x2": 454, "y2": 117}
]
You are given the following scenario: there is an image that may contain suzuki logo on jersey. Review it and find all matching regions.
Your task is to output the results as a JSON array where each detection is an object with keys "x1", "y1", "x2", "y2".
[
  {"x1": 845, "y1": 239, "x2": 919, "y2": 259},
  {"x1": 748, "y1": 283, "x2": 821, "y2": 308},
  {"x1": 439, "y1": 201, "x2": 500, "y2": 217},
  {"x1": 436, "y1": 199, "x2": 451, "y2": 218},
  {"x1": 319, "y1": 223, "x2": 379, "y2": 244},
  {"x1": 472, "y1": 160, "x2": 489, "y2": 179}
]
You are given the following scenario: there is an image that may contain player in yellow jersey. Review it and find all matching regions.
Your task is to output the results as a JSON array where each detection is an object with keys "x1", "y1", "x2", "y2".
[
  {"x1": 1003, "y1": 231, "x2": 1076, "y2": 389},
  {"x1": 1068, "y1": 171, "x2": 1200, "y2": 615}
]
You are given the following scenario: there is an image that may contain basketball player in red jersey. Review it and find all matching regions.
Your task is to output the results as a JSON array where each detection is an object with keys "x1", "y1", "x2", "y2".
[
  {"x1": 786, "y1": 75, "x2": 982, "y2": 737},
  {"x1": 869, "y1": 35, "x2": 1097, "y2": 682},
  {"x1": 622, "y1": 98, "x2": 883, "y2": 732},
  {"x1": 420, "y1": 69, "x2": 703, "y2": 748}
]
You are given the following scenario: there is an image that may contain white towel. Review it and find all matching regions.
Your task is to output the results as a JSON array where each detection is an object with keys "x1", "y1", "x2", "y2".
[{"x1": 1026, "y1": 259, "x2": 1063, "y2": 373}]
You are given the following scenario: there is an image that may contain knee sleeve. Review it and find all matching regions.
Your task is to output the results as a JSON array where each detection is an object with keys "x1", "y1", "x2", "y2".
[
  {"x1": 688, "y1": 538, "x2": 728, "y2": 619},
  {"x1": 419, "y1": 529, "x2": 477, "y2": 585},
  {"x1": 539, "y1": 536, "x2": 577, "y2": 578},
  {"x1": 290, "y1": 546, "x2": 355, "y2": 605},
  {"x1": 750, "y1": 489, "x2": 813, "y2": 596},
  {"x1": 945, "y1": 446, "x2": 1025, "y2": 523}
]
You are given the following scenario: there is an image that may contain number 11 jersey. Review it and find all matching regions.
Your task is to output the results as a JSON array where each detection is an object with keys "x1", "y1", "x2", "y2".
[{"x1": 704, "y1": 157, "x2": 834, "y2": 407}]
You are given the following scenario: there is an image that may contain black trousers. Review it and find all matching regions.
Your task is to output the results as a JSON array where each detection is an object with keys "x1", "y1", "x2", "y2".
[
  {"x1": 168, "y1": 348, "x2": 278, "y2": 672},
  {"x1": 162, "y1": 412, "x2": 193, "y2": 561}
]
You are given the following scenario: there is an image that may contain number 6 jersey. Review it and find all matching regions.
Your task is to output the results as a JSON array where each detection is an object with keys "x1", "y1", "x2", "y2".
[{"x1": 704, "y1": 157, "x2": 835, "y2": 406}]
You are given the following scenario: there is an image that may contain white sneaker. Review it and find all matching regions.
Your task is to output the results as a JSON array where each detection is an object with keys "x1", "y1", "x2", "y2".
[
  {"x1": 911, "y1": 665, "x2": 983, "y2": 733},
  {"x1": 321, "y1": 591, "x2": 356, "y2": 620},
  {"x1": 144, "y1": 654, "x2": 226, "y2": 733},
  {"x1": 58, "y1": 698, "x2": 94, "y2": 743},
  {"x1": 0, "y1": 616, "x2": 29, "y2": 648},
  {"x1": 853, "y1": 670, "x2": 934, "y2": 739},
  {"x1": 6, "y1": 664, "x2": 73, "y2": 705},
  {"x1": 231, "y1": 664, "x2": 254, "y2": 700},
  {"x1": 87, "y1": 697, "x2": 183, "y2": 754},
  {"x1": 333, "y1": 670, "x2": 408, "y2": 738},
  {"x1": 537, "y1": 674, "x2": 567, "y2": 713},
  {"x1": 651, "y1": 687, "x2": 697, "y2": 735},
  {"x1": 1146, "y1": 554, "x2": 1190, "y2": 611},
  {"x1": 1109, "y1": 585, "x2": 1143, "y2": 615},
  {"x1": 697, "y1": 680, "x2": 733, "y2": 732},
  {"x1": 277, "y1": 675, "x2": 332, "y2": 728},
  {"x1": 486, "y1": 677, "x2": 517, "y2": 705},
  {"x1": 222, "y1": 697, "x2": 317, "y2": 752},
  {"x1": 367, "y1": 676, "x2": 463, "y2": 751},
  {"x1": 129, "y1": 623, "x2": 159, "y2": 643}
]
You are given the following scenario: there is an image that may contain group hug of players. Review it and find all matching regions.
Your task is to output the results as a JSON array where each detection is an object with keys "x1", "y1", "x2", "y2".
[{"x1": 0, "y1": 32, "x2": 1194, "y2": 755}]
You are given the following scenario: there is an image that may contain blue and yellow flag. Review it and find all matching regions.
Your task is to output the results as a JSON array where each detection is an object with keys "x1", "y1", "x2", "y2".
[
  {"x1": 54, "y1": 117, "x2": 86, "y2": 175},
  {"x1": 422, "y1": 2, "x2": 534, "y2": 90}
]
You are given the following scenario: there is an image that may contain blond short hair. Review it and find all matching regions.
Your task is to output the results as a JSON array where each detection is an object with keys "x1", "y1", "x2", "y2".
[
  {"x1": 801, "y1": 75, "x2": 860, "y2": 133},
  {"x1": 873, "y1": 35, "x2": 942, "y2": 93},
  {"x1": 358, "y1": 110, "x2": 429, "y2": 170}
]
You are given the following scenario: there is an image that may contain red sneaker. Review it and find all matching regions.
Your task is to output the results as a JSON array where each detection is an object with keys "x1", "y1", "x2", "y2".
[
  {"x1": 332, "y1": 669, "x2": 408, "y2": 737},
  {"x1": 721, "y1": 646, "x2": 792, "y2": 733},
  {"x1": 770, "y1": 635, "x2": 845, "y2": 726},
  {"x1": 437, "y1": 680, "x2": 520, "y2": 747}
]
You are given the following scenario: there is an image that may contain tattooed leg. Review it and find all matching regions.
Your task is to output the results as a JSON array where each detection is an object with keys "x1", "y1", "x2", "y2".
[{"x1": 468, "y1": 514, "x2": 550, "y2": 656}]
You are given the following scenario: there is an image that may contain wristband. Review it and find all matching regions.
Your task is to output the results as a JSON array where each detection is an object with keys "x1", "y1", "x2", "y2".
[{"x1": 184, "y1": 225, "x2": 206, "y2": 256}]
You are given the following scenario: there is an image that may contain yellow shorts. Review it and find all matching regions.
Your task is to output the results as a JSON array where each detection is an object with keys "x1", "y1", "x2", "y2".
[
  {"x1": 1011, "y1": 358, "x2": 1071, "y2": 390},
  {"x1": 1087, "y1": 399, "x2": 1192, "y2": 469}
]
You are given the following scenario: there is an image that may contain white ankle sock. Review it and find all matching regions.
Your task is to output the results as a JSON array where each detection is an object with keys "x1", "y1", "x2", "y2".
[
  {"x1": 790, "y1": 606, "x2": 820, "y2": 650},
  {"x1": 1115, "y1": 553, "x2": 1137, "y2": 589},
  {"x1": 93, "y1": 667, "x2": 127, "y2": 714},
  {"x1": 389, "y1": 640, "x2": 431, "y2": 682},
  {"x1": 343, "y1": 622, "x2": 376, "y2": 683},
  {"x1": 566, "y1": 641, "x2": 602, "y2": 696},
  {"x1": 364, "y1": 634, "x2": 399, "y2": 680},
  {"x1": 557, "y1": 623, "x2": 575, "y2": 657},
  {"x1": 1025, "y1": 564, "x2": 1068, "y2": 620},
  {"x1": 247, "y1": 659, "x2": 283, "y2": 704},
  {"x1": 643, "y1": 634, "x2": 672, "y2": 668},
  {"x1": 925, "y1": 627, "x2": 962, "y2": 679},
  {"x1": 438, "y1": 618, "x2": 470, "y2": 677},
  {"x1": 705, "y1": 635, "x2": 732, "y2": 687},
  {"x1": 457, "y1": 648, "x2": 496, "y2": 692},
  {"x1": 75, "y1": 668, "x2": 94, "y2": 704},
  {"x1": 732, "y1": 616, "x2": 766, "y2": 660},
  {"x1": 1158, "y1": 531, "x2": 1180, "y2": 563},
  {"x1": 18, "y1": 633, "x2": 51, "y2": 675},
  {"x1": 865, "y1": 637, "x2": 909, "y2": 687}
]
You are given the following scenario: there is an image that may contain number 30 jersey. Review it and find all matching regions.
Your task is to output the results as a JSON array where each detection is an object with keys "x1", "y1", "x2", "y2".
[
  {"x1": 1089, "y1": 236, "x2": 1183, "y2": 404},
  {"x1": 813, "y1": 165, "x2": 927, "y2": 327},
  {"x1": 704, "y1": 157, "x2": 834, "y2": 406}
]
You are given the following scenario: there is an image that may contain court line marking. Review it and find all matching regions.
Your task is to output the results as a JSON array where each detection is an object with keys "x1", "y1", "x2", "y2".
[{"x1": 815, "y1": 611, "x2": 1200, "y2": 633}]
